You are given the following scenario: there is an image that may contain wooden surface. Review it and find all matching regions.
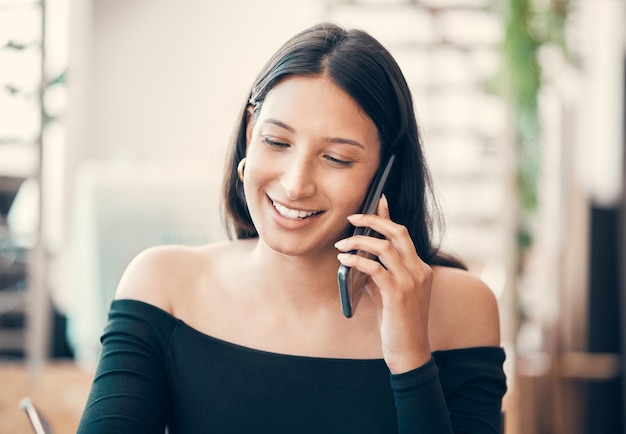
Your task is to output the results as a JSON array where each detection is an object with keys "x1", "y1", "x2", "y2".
[{"x1": 0, "y1": 361, "x2": 93, "y2": 434}]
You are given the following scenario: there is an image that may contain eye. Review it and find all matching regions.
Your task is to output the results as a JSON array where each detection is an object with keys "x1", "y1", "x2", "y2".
[
  {"x1": 262, "y1": 136, "x2": 289, "y2": 148},
  {"x1": 324, "y1": 155, "x2": 352, "y2": 167}
]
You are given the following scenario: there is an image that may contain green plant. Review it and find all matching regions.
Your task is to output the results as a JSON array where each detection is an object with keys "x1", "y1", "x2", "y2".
[{"x1": 498, "y1": 0, "x2": 571, "y2": 255}]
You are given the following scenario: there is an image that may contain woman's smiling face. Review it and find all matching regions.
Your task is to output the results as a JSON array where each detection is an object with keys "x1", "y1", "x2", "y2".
[{"x1": 243, "y1": 74, "x2": 381, "y2": 257}]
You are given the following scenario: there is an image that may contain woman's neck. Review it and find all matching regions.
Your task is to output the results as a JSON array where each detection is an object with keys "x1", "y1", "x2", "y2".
[{"x1": 249, "y1": 238, "x2": 343, "y2": 313}]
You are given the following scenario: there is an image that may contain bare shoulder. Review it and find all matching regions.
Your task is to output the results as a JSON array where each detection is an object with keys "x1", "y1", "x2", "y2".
[
  {"x1": 428, "y1": 265, "x2": 501, "y2": 351},
  {"x1": 114, "y1": 243, "x2": 219, "y2": 313}
]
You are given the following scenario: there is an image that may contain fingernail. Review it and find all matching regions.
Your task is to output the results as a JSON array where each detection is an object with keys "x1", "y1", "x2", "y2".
[
  {"x1": 334, "y1": 239, "x2": 346, "y2": 249},
  {"x1": 337, "y1": 253, "x2": 350, "y2": 262},
  {"x1": 347, "y1": 214, "x2": 362, "y2": 221}
]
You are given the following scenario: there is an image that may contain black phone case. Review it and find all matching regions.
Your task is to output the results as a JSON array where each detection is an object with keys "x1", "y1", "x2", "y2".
[{"x1": 337, "y1": 154, "x2": 396, "y2": 318}]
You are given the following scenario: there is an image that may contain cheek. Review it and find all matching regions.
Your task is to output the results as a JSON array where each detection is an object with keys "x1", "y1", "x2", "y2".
[
  {"x1": 243, "y1": 152, "x2": 277, "y2": 190},
  {"x1": 246, "y1": 135, "x2": 278, "y2": 167},
  {"x1": 344, "y1": 166, "x2": 382, "y2": 214},
  {"x1": 332, "y1": 178, "x2": 371, "y2": 214}
]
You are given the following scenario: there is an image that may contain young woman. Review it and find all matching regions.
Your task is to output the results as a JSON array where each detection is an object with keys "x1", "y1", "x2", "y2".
[{"x1": 77, "y1": 22, "x2": 506, "y2": 434}]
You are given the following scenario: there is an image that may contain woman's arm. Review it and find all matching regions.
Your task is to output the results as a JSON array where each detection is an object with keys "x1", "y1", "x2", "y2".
[
  {"x1": 77, "y1": 246, "x2": 185, "y2": 433},
  {"x1": 335, "y1": 196, "x2": 506, "y2": 433},
  {"x1": 77, "y1": 300, "x2": 174, "y2": 433},
  {"x1": 390, "y1": 357, "x2": 454, "y2": 434},
  {"x1": 389, "y1": 347, "x2": 507, "y2": 434}
]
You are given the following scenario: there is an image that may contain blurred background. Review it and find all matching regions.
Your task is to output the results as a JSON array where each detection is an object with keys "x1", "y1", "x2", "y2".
[{"x1": 0, "y1": 0, "x2": 624, "y2": 433}]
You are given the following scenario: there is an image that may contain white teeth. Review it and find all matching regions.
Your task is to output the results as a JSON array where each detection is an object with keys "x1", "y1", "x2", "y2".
[{"x1": 272, "y1": 201, "x2": 320, "y2": 219}]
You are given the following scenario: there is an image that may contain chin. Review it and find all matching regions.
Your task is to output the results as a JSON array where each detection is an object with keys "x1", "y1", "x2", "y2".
[
  {"x1": 265, "y1": 238, "x2": 317, "y2": 258},
  {"x1": 260, "y1": 231, "x2": 336, "y2": 260}
]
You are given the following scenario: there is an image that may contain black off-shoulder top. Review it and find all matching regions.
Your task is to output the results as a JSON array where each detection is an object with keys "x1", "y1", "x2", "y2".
[{"x1": 77, "y1": 299, "x2": 507, "y2": 434}]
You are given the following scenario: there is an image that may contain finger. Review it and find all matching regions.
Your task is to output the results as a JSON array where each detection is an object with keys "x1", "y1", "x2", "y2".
[
  {"x1": 377, "y1": 194, "x2": 391, "y2": 219},
  {"x1": 337, "y1": 252, "x2": 392, "y2": 285},
  {"x1": 347, "y1": 213, "x2": 418, "y2": 261},
  {"x1": 337, "y1": 250, "x2": 417, "y2": 305},
  {"x1": 335, "y1": 235, "x2": 394, "y2": 258},
  {"x1": 336, "y1": 235, "x2": 408, "y2": 280}
]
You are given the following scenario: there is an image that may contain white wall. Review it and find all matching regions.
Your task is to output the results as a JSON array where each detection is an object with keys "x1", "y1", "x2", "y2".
[{"x1": 79, "y1": 0, "x2": 324, "y2": 162}]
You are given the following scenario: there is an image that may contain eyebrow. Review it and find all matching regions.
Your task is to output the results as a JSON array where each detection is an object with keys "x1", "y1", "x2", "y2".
[
  {"x1": 262, "y1": 118, "x2": 366, "y2": 150},
  {"x1": 263, "y1": 118, "x2": 295, "y2": 133},
  {"x1": 323, "y1": 137, "x2": 366, "y2": 150}
]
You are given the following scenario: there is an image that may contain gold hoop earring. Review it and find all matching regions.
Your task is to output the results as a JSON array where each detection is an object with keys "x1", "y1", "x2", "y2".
[{"x1": 237, "y1": 157, "x2": 246, "y2": 182}]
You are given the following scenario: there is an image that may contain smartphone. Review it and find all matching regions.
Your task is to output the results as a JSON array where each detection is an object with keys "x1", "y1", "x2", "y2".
[{"x1": 337, "y1": 154, "x2": 396, "y2": 318}]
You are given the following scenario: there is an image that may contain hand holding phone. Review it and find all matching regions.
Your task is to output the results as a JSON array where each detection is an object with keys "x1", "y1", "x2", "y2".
[{"x1": 337, "y1": 154, "x2": 396, "y2": 318}]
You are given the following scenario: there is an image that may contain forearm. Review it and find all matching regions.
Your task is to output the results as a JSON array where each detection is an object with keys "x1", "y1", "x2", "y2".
[
  {"x1": 392, "y1": 348, "x2": 507, "y2": 434},
  {"x1": 390, "y1": 358, "x2": 454, "y2": 434},
  {"x1": 77, "y1": 350, "x2": 170, "y2": 433}
]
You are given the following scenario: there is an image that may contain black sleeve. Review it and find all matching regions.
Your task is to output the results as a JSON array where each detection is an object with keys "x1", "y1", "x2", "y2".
[
  {"x1": 390, "y1": 347, "x2": 507, "y2": 434},
  {"x1": 390, "y1": 358, "x2": 454, "y2": 434},
  {"x1": 76, "y1": 300, "x2": 175, "y2": 434}
]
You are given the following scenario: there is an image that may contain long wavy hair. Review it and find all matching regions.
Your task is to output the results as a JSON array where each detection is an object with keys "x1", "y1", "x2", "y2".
[{"x1": 222, "y1": 22, "x2": 464, "y2": 269}]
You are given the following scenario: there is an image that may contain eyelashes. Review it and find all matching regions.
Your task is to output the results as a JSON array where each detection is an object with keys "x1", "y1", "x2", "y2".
[
  {"x1": 261, "y1": 136, "x2": 353, "y2": 167},
  {"x1": 262, "y1": 136, "x2": 288, "y2": 148},
  {"x1": 323, "y1": 155, "x2": 352, "y2": 167}
]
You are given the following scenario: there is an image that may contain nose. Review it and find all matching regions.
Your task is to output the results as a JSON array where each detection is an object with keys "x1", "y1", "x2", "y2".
[{"x1": 281, "y1": 156, "x2": 316, "y2": 200}]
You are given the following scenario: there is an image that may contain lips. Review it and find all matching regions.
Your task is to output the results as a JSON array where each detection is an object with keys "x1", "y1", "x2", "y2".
[{"x1": 272, "y1": 200, "x2": 323, "y2": 220}]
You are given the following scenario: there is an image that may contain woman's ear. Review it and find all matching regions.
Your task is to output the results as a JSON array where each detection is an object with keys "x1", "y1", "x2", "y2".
[{"x1": 245, "y1": 106, "x2": 255, "y2": 147}]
